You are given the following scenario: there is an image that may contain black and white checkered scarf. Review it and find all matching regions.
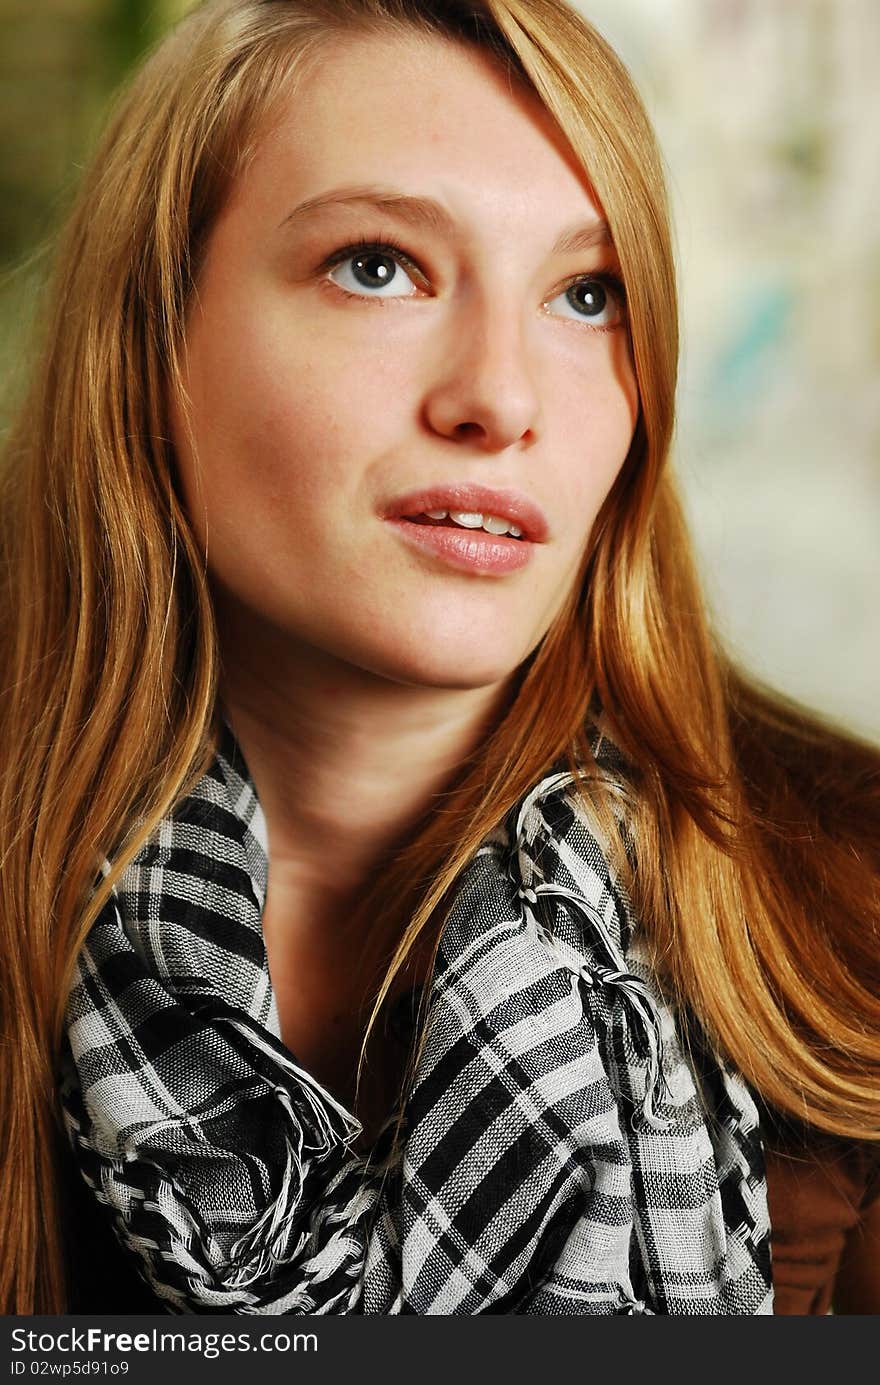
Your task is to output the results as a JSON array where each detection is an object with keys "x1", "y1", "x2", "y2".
[{"x1": 59, "y1": 723, "x2": 773, "y2": 1314}]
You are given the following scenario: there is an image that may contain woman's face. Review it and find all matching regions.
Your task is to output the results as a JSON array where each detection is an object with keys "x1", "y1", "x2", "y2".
[{"x1": 172, "y1": 31, "x2": 638, "y2": 691}]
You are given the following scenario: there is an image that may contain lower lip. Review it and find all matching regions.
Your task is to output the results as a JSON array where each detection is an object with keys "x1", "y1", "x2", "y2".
[{"x1": 386, "y1": 519, "x2": 534, "y2": 574}]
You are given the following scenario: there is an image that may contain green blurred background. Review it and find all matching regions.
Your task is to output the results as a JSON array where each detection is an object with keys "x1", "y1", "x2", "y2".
[
  {"x1": 1, "y1": 0, "x2": 878, "y2": 739},
  {"x1": 0, "y1": 0, "x2": 189, "y2": 398}
]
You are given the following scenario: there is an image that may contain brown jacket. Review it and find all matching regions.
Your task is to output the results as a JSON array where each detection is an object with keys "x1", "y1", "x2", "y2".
[{"x1": 764, "y1": 1127, "x2": 880, "y2": 1314}]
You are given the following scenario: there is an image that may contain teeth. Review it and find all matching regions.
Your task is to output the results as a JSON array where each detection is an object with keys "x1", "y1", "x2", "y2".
[
  {"x1": 413, "y1": 508, "x2": 524, "y2": 538},
  {"x1": 446, "y1": 510, "x2": 522, "y2": 538}
]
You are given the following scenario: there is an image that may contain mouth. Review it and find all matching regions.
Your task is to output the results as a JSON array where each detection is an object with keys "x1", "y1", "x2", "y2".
[
  {"x1": 381, "y1": 486, "x2": 548, "y2": 576},
  {"x1": 382, "y1": 485, "x2": 549, "y2": 545}
]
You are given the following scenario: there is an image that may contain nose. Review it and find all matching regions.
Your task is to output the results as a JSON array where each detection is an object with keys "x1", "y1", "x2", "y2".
[{"x1": 422, "y1": 294, "x2": 541, "y2": 452}]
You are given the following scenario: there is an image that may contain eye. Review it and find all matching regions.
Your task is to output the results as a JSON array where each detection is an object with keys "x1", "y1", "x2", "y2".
[
  {"x1": 326, "y1": 242, "x2": 421, "y2": 299},
  {"x1": 544, "y1": 273, "x2": 626, "y2": 329}
]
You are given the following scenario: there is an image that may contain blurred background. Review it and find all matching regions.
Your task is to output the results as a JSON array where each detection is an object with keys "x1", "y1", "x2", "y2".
[{"x1": 1, "y1": 0, "x2": 877, "y2": 738}]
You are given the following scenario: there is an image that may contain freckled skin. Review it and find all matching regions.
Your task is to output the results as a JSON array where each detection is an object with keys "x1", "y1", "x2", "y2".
[{"x1": 171, "y1": 30, "x2": 639, "y2": 693}]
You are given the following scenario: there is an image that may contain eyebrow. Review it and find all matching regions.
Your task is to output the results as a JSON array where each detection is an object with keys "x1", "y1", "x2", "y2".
[{"x1": 279, "y1": 184, "x2": 613, "y2": 255}]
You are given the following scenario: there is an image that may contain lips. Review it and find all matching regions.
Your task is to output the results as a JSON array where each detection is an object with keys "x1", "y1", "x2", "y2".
[
  {"x1": 381, "y1": 483, "x2": 547, "y2": 576},
  {"x1": 382, "y1": 484, "x2": 549, "y2": 545}
]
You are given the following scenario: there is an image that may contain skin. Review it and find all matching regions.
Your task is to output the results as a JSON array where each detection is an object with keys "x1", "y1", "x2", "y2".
[{"x1": 171, "y1": 30, "x2": 638, "y2": 1106}]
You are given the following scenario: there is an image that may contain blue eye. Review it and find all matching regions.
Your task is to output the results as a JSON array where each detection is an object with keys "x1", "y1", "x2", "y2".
[
  {"x1": 545, "y1": 275, "x2": 625, "y2": 328},
  {"x1": 327, "y1": 245, "x2": 420, "y2": 299}
]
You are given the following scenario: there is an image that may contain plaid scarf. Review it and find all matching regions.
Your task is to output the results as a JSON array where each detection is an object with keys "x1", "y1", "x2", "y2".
[{"x1": 59, "y1": 724, "x2": 773, "y2": 1314}]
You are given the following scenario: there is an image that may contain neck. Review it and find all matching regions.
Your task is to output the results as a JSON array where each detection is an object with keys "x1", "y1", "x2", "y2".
[{"x1": 217, "y1": 606, "x2": 511, "y2": 934}]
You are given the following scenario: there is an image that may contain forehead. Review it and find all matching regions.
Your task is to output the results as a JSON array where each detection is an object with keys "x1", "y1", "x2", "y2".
[{"x1": 228, "y1": 29, "x2": 604, "y2": 241}]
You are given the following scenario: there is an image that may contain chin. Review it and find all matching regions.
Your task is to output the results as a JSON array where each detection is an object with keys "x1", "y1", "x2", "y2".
[
  {"x1": 397, "y1": 664, "x2": 517, "y2": 692},
  {"x1": 356, "y1": 636, "x2": 530, "y2": 693}
]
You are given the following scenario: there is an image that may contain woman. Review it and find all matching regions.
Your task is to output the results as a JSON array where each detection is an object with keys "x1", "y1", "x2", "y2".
[{"x1": 1, "y1": 0, "x2": 877, "y2": 1315}]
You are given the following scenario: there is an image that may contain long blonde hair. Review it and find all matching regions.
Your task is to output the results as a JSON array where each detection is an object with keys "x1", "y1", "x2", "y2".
[{"x1": 1, "y1": 0, "x2": 878, "y2": 1315}]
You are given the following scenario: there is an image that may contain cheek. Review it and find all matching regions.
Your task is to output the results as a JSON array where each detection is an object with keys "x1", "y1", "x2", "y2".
[
  {"x1": 186, "y1": 310, "x2": 413, "y2": 508},
  {"x1": 558, "y1": 355, "x2": 639, "y2": 528},
  {"x1": 172, "y1": 339, "x2": 327, "y2": 534}
]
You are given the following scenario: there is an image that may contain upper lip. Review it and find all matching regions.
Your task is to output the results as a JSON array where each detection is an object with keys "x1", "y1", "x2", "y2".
[{"x1": 382, "y1": 484, "x2": 549, "y2": 543}]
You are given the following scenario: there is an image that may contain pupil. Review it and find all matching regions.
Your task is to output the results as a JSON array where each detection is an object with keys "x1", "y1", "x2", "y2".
[
  {"x1": 353, "y1": 253, "x2": 395, "y2": 288},
  {"x1": 569, "y1": 280, "x2": 606, "y2": 316}
]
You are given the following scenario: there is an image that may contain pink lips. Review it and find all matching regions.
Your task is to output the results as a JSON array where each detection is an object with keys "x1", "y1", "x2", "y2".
[{"x1": 382, "y1": 484, "x2": 548, "y2": 576}]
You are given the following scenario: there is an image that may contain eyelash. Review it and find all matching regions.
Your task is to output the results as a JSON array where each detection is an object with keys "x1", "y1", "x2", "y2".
[{"x1": 317, "y1": 236, "x2": 628, "y2": 328}]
